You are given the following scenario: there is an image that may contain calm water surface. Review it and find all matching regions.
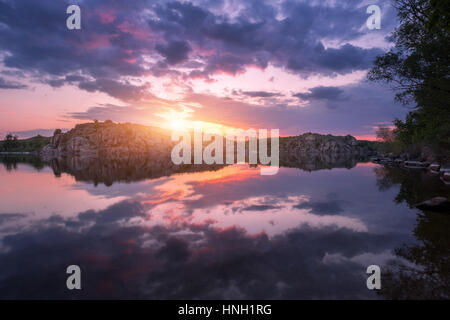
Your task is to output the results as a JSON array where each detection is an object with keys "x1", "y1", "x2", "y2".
[{"x1": 0, "y1": 156, "x2": 448, "y2": 299}]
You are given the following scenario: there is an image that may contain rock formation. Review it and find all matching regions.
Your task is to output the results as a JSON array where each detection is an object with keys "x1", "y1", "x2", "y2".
[
  {"x1": 39, "y1": 123, "x2": 377, "y2": 183},
  {"x1": 41, "y1": 122, "x2": 173, "y2": 160},
  {"x1": 280, "y1": 133, "x2": 374, "y2": 159}
]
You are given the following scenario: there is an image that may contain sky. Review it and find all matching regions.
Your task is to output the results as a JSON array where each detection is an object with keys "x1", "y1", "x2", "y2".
[{"x1": 0, "y1": 0, "x2": 408, "y2": 139}]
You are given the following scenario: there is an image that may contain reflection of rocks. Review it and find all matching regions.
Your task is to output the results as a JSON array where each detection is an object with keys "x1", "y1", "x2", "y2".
[
  {"x1": 371, "y1": 155, "x2": 450, "y2": 188},
  {"x1": 49, "y1": 156, "x2": 225, "y2": 186},
  {"x1": 415, "y1": 197, "x2": 450, "y2": 213},
  {"x1": 280, "y1": 152, "x2": 368, "y2": 171},
  {"x1": 373, "y1": 165, "x2": 450, "y2": 206},
  {"x1": 45, "y1": 151, "x2": 371, "y2": 185}
]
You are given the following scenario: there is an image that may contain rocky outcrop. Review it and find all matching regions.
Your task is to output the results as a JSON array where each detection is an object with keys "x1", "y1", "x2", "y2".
[
  {"x1": 371, "y1": 155, "x2": 450, "y2": 187},
  {"x1": 280, "y1": 133, "x2": 374, "y2": 158},
  {"x1": 41, "y1": 122, "x2": 173, "y2": 160}
]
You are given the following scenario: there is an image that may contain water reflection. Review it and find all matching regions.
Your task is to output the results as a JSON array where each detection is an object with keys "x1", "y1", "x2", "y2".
[
  {"x1": 0, "y1": 156, "x2": 448, "y2": 299},
  {"x1": 0, "y1": 155, "x2": 46, "y2": 172},
  {"x1": 373, "y1": 166, "x2": 450, "y2": 299}
]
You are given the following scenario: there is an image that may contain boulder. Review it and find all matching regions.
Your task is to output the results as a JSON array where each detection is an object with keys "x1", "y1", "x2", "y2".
[
  {"x1": 415, "y1": 197, "x2": 450, "y2": 213},
  {"x1": 429, "y1": 163, "x2": 440, "y2": 172},
  {"x1": 404, "y1": 161, "x2": 429, "y2": 168},
  {"x1": 442, "y1": 172, "x2": 450, "y2": 184}
]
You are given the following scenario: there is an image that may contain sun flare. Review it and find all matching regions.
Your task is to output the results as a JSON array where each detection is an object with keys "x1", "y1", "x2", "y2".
[{"x1": 170, "y1": 118, "x2": 189, "y2": 131}]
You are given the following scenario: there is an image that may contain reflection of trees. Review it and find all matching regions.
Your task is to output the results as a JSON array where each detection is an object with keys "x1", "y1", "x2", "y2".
[
  {"x1": 374, "y1": 165, "x2": 450, "y2": 299},
  {"x1": 0, "y1": 156, "x2": 46, "y2": 171},
  {"x1": 373, "y1": 166, "x2": 450, "y2": 207},
  {"x1": 380, "y1": 212, "x2": 450, "y2": 299}
]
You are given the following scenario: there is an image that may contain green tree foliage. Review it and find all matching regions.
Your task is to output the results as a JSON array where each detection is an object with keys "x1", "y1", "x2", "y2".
[
  {"x1": 0, "y1": 135, "x2": 51, "y2": 152},
  {"x1": 368, "y1": 0, "x2": 450, "y2": 155},
  {"x1": 2, "y1": 133, "x2": 19, "y2": 151}
]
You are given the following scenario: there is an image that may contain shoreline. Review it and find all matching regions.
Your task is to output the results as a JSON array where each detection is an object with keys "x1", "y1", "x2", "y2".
[{"x1": 0, "y1": 151, "x2": 38, "y2": 155}]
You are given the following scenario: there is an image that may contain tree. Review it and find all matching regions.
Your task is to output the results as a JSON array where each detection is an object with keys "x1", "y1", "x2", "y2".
[
  {"x1": 368, "y1": 0, "x2": 450, "y2": 154},
  {"x1": 3, "y1": 133, "x2": 19, "y2": 151},
  {"x1": 376, "y1": 125, "x2": 394, "y2": 143}
]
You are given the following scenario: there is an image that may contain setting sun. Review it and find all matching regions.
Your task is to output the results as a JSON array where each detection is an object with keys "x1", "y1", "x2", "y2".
[{"x1": 170, "y1": 118, "x2": 188, "y2": 131}]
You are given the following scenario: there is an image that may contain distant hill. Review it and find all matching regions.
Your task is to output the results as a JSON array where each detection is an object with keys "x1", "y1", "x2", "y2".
[{"x1": 0, "y1": 135, "x2": 51, "y2": 152}]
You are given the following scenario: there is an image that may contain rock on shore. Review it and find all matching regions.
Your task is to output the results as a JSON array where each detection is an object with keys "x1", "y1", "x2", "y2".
[{"x1": 415, "y1": 197, "x2": 450, "y2": 213}]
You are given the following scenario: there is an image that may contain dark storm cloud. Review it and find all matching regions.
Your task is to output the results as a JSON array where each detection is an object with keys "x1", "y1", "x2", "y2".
[
  {"x1": 0, "y1": 77, "x2": 27, "y2": 89},
  {"x1": 156, "y1": 40, "x2": 192, "y2": 64},
  {"x1": 0, "y1": 0, "x2": 149, "y2": 87},
  {"x1": 0, "y1": 0, "x2": 394, "y2": 100},
  {"x1": 149, "y1": 0, "x2": 386, "y2": 77},
  {"x1": 294, "y1": 86, "x2": 346, "y2": 101}
]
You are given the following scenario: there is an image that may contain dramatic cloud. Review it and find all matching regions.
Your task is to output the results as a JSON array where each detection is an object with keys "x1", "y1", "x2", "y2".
[
  {"x1": 156, "y1": 40, "x2": 192, "y2": 65},
  {"x1": 0, "y1": 0, "x2": 403, "y2": 137},
  {"x1": 0, "y1": 0, "x2": 393, "y2": 89}
]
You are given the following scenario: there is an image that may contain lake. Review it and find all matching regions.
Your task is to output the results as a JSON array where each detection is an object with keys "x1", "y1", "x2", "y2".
[{"x1": 0, "y1": 156, "x2": 448, "y2": 299}]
